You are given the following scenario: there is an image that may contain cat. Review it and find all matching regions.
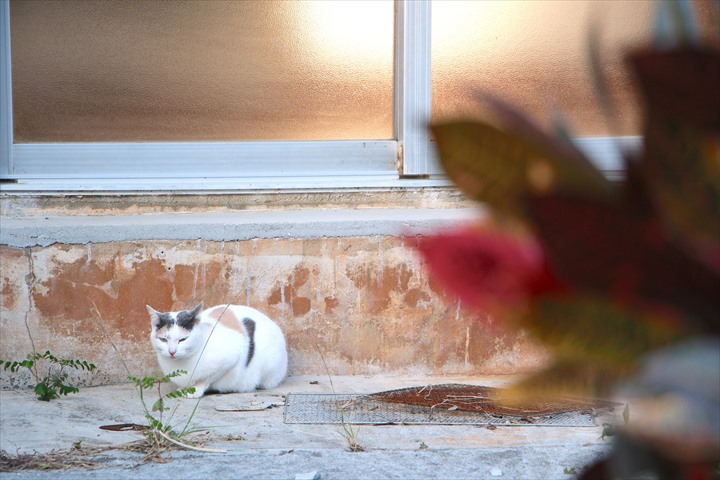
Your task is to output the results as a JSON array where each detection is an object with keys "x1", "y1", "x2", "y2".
[{"x1": 146, "y1": 302, "x2": 288, "y2": 398}]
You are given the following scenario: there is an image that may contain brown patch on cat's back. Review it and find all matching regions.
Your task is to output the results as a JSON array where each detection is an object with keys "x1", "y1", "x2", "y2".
[{"x1": 205, "y1": 305, "x2": 247, "y2": 336}]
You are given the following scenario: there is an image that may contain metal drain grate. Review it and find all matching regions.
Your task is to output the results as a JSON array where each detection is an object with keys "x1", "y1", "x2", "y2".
[
  {"x1": 284, "y1": 384, "x2": 620, "y2": 426},
  {"x1": 369, "y1": 383, "x2": 619, "y2": 416}
]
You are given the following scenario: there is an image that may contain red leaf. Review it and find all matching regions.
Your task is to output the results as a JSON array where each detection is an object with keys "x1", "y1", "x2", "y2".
[
  {"x1": 411, "y1": 228, "x2": 561, "y2": 312},
  {"x1": 629, "y1": 48, "x2": 720, "y2": 130},
  {"x1": 524, "y1": 193, "x2": 720, "y2": 333}
]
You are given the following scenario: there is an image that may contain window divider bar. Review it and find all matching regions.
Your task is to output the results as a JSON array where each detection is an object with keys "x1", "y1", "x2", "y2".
[
  {"x1": 0, "y1": 0, "x2": 13, "y2": 177},
  {"x1": 395, "y1": 0, "x2": 433, "y2": 177}
]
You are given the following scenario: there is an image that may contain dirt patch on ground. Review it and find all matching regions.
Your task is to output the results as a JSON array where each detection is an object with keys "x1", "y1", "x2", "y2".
[{"x1": 0, "y1": 431, "x2": 223, "y2": 472}]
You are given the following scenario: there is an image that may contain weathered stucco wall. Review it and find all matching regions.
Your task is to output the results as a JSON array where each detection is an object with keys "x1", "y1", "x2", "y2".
[
  {"x1": 0, "y1": 189, "x2": 549, "y2": 389},
  {"x1": 0, "y1": 236, "x2": 548, "y2": 388}
]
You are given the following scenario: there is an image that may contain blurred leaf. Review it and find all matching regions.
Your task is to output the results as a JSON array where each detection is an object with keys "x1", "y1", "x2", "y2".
[
  {"x1": 431, "y1": 121, "x2": 537, "y2": 216},
  {"x1": 503, "y1": 359, "x2": 637, "y2": 399},
  {"x1": 473, "y1": 92, "x2": 614, "y2": 197},
  {"x1": 587, "y1": 23, "x2": 621, "y2": 138},
  {"x1": 431, "y1": 117, "x2": 613, "y2": 221},
  {"x1": 623, "y1": 404, "x2": 630, "y2": 425},
  {"x1": 525, "y1": 193, "x2": 720, "y2": 333},
  {"x1": 523, "y1": 295, "x2": 685, "y2": 367},
  {"x1": 630, "y1": 49, "x2": 720, "y2": 130},
  {"x1": 629, "y1": 49, "x2": 720, "y2": 257},
  {"x1": 652, "y1": 0, "x2": 702, "y2": 48},
  {"x1": 642, "y1": 124, "x2": 719, "y2": 260}
]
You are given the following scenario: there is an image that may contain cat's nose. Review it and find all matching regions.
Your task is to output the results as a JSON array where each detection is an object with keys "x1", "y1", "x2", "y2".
[{"x1": 169, "y1": 347, "x2": 177, "y2": 357}]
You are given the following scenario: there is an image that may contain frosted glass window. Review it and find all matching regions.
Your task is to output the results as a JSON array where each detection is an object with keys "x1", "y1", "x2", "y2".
[
  {"x1": 432, "y1": 0, "x2": 657, "y2": 136},
  {"x1": 10, "y1": 0, "x2": 394, "y2": 143}
]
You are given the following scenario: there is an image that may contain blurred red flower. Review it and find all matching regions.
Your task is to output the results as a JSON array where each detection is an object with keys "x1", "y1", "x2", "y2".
[{"x1": 412, "y1": 228, "x2": 563, "y2": 311}]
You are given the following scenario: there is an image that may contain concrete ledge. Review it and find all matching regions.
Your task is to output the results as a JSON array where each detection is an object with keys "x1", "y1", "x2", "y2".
[{"x1": 0, "y1": 207, "x2": 483, "y2": 247}]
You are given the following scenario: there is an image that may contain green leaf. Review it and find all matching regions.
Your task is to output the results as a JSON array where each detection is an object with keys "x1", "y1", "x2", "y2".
[
  {"x1": 431, "y1": 113, "x2": 612, "y2": 217},
  {"x1": 40, "y1": 351, "x2": 59, "y2": 363},
  {"x1": 165, "y1": 387, "x2": 195, "y2": 399},
  {"x1": 431, "y1": 121, "x2": 534, "y2": 216},
  {"x1": 19, "y1": 360, "x2": 34, "y2": 370},
  {"x1": 151, "y1": 398, "x2": 166, "y2": 412},
  {"x1": 58, "y1": 384, "x2": 79, "y2": 396},
  {"x1": 34, "y1": 382, "x2": 58, "y2": 401},
  {"x1": 164, "y1": 369, "x2": 188, "y2": 379}
]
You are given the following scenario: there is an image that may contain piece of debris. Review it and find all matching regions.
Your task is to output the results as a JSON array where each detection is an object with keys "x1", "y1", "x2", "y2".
[
  {"x1": 490, "y1": 467, "x2": 503, "y2": 477},
  {"x1": 215, "y1": 400, "x2": 284, "y2": 412},
  {"x1": 419, "y1": 441, "x2": 428, "y2": 450},
  {"x1": 99, "y1": 423, "x2": 147, "y2": 432},
  {"x1": 295, "y1": 471, "x2": 321, "y2": 480},
  {"x1": 309, "y1": 380, "x2": 319, "y2": 385},
  {"x1": 599, "y1": 423, "x2": 615, "y2": 440}
]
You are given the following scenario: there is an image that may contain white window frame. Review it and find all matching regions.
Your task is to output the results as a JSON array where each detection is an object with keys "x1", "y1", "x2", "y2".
[{"x1": 0, "y1": 0, "x2": 633, "y2": 192}]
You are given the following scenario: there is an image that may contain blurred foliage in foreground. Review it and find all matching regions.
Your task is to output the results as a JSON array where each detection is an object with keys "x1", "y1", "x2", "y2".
[{"x1": 415, "y1": 1, "x2": 719, "y2": 478}]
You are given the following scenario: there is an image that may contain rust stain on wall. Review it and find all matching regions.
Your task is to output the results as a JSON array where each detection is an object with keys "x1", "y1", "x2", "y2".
[
  {"x1": 32, "y1": 256, "x2": 117, "y2": 324},
  {"x1": 1, "y1": 237, "x2": 550, "y2": 388},
  {"x1": 173, "y1": 264, "x2": 196, "y2": 302},
  {"x1": 267, "y1": 264, "x2": 312, "y2": 317},
  {"x1": 324, "y1": 296, "x2": 339, "y2": 314},
  {"x1": 348, "y1": 264, "x2": 413, "y2": 315},
  {"x1": 117, "y1": 259, "x2": 174, "y2": 331},
  {"x1": 403, "y1": 287, "x2": 430, "y2": 308},
  {"x1": 1, "y1": 277, "x2": 15, "y2": 310}
]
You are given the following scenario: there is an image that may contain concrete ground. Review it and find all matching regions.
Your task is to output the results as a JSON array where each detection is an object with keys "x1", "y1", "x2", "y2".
[{"x1": 0, "y1": 375, "x2": 616, "y2": 480}]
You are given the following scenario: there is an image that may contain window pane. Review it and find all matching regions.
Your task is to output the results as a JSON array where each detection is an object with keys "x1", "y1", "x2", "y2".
[
  {"x1": 10, "y1": 0, "x2": 394, "y2": 143},
  {"x1": 432, "y1": 0, "x2": 716, "y2": 137}
]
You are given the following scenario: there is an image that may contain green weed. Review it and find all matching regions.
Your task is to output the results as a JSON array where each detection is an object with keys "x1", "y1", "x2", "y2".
[
  {"x1": 127, "y1": 369, "x2": 199, "y2": 442},
  {"x1": 0, "y1": 351, "x2": 96, "y2": 401}
]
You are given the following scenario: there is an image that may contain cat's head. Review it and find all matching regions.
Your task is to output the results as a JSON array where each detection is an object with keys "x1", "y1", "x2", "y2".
[{"x1": 147, "y1": 302, "x2": 204, "y2": 359}]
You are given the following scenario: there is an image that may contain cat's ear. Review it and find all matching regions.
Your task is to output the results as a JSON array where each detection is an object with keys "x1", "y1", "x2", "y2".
[
  {"x1": 146, "y1": 305, "x2": 160, "y2": 326},
  {"x1": 189, "y1": 302, "x2": 204, "y2": 318},
  {"x1": 177, "y1": 302, "x2": 203, "y2": 330}
]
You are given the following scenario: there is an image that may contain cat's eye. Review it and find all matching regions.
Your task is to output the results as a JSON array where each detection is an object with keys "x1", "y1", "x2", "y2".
[
  {"x1": 178, "y1": 338, "x2": 188, "y2": 343},
  {"x1": 158, "y1": 337, "x2": 168, "y2": 343}
]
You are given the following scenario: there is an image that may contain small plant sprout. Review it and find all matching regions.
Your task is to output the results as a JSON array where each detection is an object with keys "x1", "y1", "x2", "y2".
[
  {"x1": 0, "y1": 351, "x2": 97, "y2": 401},
  {"x1": 316, "y1": 343, "x2": 364, "y2": 452},
  {"x1": 338, "y1": 411, "x2": 364, "y2": 452},
  {"x1": 126, "y1": 370, "x2": 224, "y2": 453},
  {"x1": 127, "y1": 370, "x2": 196, "y2": 437}
]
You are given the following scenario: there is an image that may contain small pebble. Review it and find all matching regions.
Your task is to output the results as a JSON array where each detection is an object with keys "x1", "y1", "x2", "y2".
[
  {"x1": 490, "y1": 467, "x2": 502, "y2": 477},
  {"x1": 295, "y1": 471, "x2": 321, "y2": 480}
]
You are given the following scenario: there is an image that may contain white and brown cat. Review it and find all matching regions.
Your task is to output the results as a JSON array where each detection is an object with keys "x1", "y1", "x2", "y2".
[{"x1": 147, "y1": 302, "x2": 287, "y2": 398}]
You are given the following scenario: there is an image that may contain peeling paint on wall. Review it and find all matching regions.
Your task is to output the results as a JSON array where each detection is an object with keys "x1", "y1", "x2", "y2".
[{"x1": 0, "y1": 238, "x2": 550, "y2": 389}]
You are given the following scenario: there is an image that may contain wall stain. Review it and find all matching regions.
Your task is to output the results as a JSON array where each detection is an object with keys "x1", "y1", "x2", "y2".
[
  {"x1": 267, "y1": 265, "x2": 312, "y2": 317},
  {"x1": 1, "y1": 277, "x2": 15, "y2": 310},
  {"x1": 2, "y1": 238, "x2": 551, "y2": 386},
  {"x1": 348, "y1": 263, "x2": 412, "y2": 315}
]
